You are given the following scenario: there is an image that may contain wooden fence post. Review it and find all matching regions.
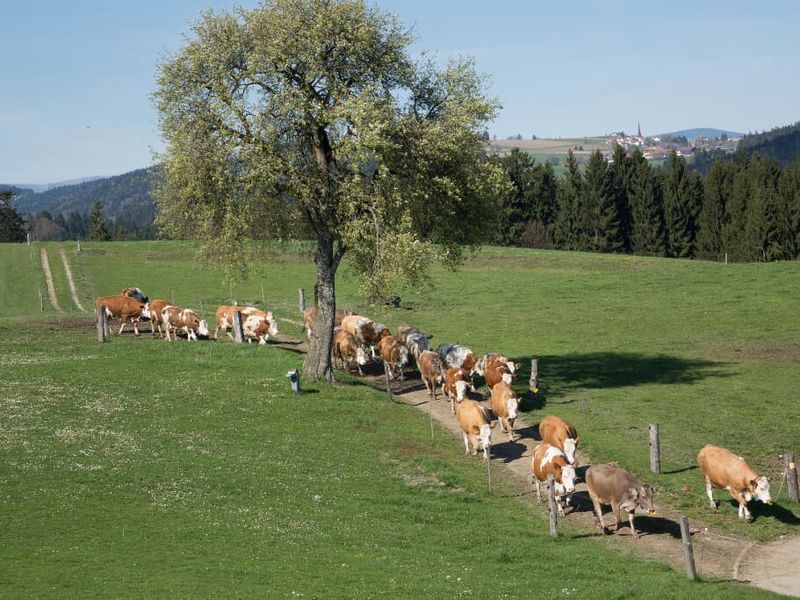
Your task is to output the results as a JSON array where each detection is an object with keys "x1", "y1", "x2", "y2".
[
  {"x1": 529, "y1": 358, "x2": 539, "y2": 396},
  {"x1": 77, "y1": 239, "x2": 81, "y2": 253},
  {"x1": 487, "y1": 444, "x2": 493, "y2": 495},
  {"x1": 96, "y1": 305, "x2": 107, "y2": 342},
  {"x1": 786, "y1": 452, "x2": 799, "y2": 503},
  {"x1": 232, "y1": 309, "x2": 245, "y2": 343},
  {"x1": 298, "y1": 288, "x2": 306, "y2": 313},
  {"x1": 679, "y1": 516, "x2": 697, "y2": 580},
  {"x1": 27, "y1": 232, "x2": 32, "y2": 246},
  {"x1": 649, "y1": 423, "x2": 661, "y2": 474},
  {"x1": 546, "y1": 474, "x2": 558, "y2": 538}
]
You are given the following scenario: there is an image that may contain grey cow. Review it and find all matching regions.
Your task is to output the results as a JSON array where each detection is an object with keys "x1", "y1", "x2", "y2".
[{"x1": 586, "y1": 464, "x2": 656, "y2": 539}]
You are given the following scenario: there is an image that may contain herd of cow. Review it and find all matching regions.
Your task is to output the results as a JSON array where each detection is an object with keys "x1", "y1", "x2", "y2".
[
  {"x1": 307, "y1": 307, "x2": 776, "y2": 536},
  {"x1": 93, "y1": 287, "x2": 278, "y2": 344},
  {"x1": 94, "y1": 288, "x2": 776, "y2": 537}
]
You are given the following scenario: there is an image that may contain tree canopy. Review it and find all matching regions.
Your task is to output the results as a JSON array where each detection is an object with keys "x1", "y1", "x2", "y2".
[{"x1": 155, "y1": 0, "x2": 507, "y2": 380}]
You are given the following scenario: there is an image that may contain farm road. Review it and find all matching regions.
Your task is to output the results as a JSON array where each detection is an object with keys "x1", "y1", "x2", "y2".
[
  {"x1": 39, "y1": 247, "x2": 61, "y2": 311},
  {"x1": 346, "y1": 361, "x2": 799, "y2": 596}
]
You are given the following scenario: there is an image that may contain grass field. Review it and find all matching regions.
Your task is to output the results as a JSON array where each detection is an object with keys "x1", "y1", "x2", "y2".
[{"x1": 1, "y1": 240, "x2": 798, "y2": 597}]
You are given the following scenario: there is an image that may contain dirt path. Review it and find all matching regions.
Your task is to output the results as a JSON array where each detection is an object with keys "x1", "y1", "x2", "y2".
[
  {"x1": 39, "y1": 247, "x2": 61, "y2": 312},
  {"x1": 287, "y1": 341, "x2": 798, "y2": 596},
  {"x1": 59, "y1": 247, "x2": 87, "y2": 312}
]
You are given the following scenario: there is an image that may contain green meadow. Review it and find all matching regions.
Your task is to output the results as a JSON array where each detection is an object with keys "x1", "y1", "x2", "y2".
[{"x1": 1, "y1": 240, "x2": 798, "y2": 598}]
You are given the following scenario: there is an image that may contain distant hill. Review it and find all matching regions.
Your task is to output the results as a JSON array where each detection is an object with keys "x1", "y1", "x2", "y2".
[
  {"x1": 13, "y1": 168, "x2": 158, "y2": 223},
  {"x1": 659, "y1": 128, "x2": 744, "y2": 140},
  {"x1": 0, "y1": 184, "x2": 35, "y2": 196},
  {"x1": 737, "y1": 121, "x2": 800, "y2": 166},
  {"x1": 1, "y1": 177, "x2": 106, "y2": 193}
]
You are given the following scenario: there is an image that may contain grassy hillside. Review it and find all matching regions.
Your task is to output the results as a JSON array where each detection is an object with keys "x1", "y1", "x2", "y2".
[{"x1": 1, "y1": 241, "x2": 797, "y2": 597}]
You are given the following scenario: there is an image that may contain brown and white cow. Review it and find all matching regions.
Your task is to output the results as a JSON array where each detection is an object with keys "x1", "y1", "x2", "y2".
[
  {"x1": 531, "y1": 443, "x2": 577, "y2": 515},
  {"x1": 397, "y1": 324, "x2": 433, "y2": 345},
  {"x1": 121, "y1": 287, "x2": 148, "y2": 303},
  {"x1": 405, "y1": 332, "x2": 433, "y2": 364},
  {"x1": 443, "y1": 366, "x2": 473, "y2": 415},
  {"x1": 455, "y1": 399, "x2": 493, "y2": 460},
  {"x1": 490, "y1": 380, "x2": 520, "y2": 442},
  {"x1": 332, "y1": 329, "x2": 368, "y2": 375},
  {"x1": 243, "y1": 314, "x2": 279, "y2": 344},
  {"x1": 143, "y1": 299, "x2": 171, "y2": 337},
  {"x1": 586, "y1": 464, "x2": 656, "y2": 539},
  {"x1": 538, "y1": 415, "x2": 579, "y2": 465},
  {"x1": 302, "y1": 306, "x2": 349, "y2": 339},
  {"x1": 162, "y1": 306, "x2": 210, "y2": 341},
  {"x1": 379, "y1": 335, "x2": 409, "y2": 380},
  {"x1": 437, "y1": 343, "x2": 478, "y2": 374},
  {"x1": 697, "y1": 444, "x2": 772, "y2": 520},
  {"x1": 215, "y1": 305, "x2": 276, "y2": 340},
  {"x1": 475, "y1": 353, "x2": 518, "y2": 389},
  {"x1": 342, "y1": 315, "x2": 391, "y2": 357},
  {"x1": 417, "y1": 350, "x2": 445, "y2": 402},
  {"x1": 94, "y1": 295, "x2": 146, "y2": 336}
]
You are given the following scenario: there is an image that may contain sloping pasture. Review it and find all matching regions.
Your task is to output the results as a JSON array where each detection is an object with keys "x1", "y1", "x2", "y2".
[{"x1": 0, "y1": 240, "x2": 797, "y2": 597}]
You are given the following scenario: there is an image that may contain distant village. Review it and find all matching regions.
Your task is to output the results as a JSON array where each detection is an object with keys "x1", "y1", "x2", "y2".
[{"x1": 604, "y1": 124, "x2": 740, "y2": 160}]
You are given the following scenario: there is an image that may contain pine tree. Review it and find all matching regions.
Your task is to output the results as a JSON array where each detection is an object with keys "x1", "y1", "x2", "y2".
[
  {"x1": 628, "y1": 151, "x2": 665, "y2": 256},
  {"x1": 553, "y1": 150, "x2": 583, "y2": 250},
  {"x1": 88, "y1": 200, "x2": 110, "y2": 241},
  {"x1": 662, "y1": 152, "x2": 699, "y2": 258},
  {"x1": 696, "y1": 158, "x2": 735, "y2": 260},
  {"x1": 609, "y1": 144, "x2": 632, "y2": 252},
  {"x1": 779, "y1": 157, "x2": 800, "y2": 258},
  {"x1": 0, "y1": 190, "x2": 26, "y2": 243},
  {"x1": 583, "y1": 150, "x2": 623, "y2": 252},
  {"x1": 498, "y1": 148, "x2": 536, "y2": 245}
]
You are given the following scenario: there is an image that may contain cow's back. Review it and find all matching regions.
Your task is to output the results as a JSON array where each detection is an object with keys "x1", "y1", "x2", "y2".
[
  {"x1": 586, "y1": 464, "x2": 637, "y2": 503},
  {"x1": 417, "y1": 350, "x2": 441, "y2": 379},
  {"x1": 456, "y1": 399, "x2": 489, "y2": 433},
  {"x1": 532, "y1": 443, "x2": 567, "y2": 482},
  {"x1": 490, "y1": 380, "x2": 514, "y2": 417},
  {"x1": 539, "y1": 415, "x2": 577, "y2": 447},
  {"x1": 698, "y1": 444, "x2": 756, "y2": 489},
  {"x1": 341, "y1": 315, "x2": 368, "y2": 337}
]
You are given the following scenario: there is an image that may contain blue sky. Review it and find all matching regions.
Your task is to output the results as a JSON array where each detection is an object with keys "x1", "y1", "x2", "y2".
[{"x1": 1, "y1": 0, "x2": 798, "y2": 184}]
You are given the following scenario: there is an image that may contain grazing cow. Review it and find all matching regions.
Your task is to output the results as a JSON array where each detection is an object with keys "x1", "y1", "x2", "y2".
[
  {"x1": 122, "y1": 287, "x2": 148, "y2": 303},
  {"x1": 437, "y1": 343, "x2": 478, "y2": 373},
  {"x1": 341, "y1": 315, "x2": 391, "y2": 357},
  {"x1": 143, "y1": 299, "x2": 171, "y2": 337},
  {"x1": 417, "y1": 350, "x2": 445, "y2": 401},
  {"x1": 586, "y1": 464, "x2": 656, "y2": 539},
  {"x1": 332, "y1": 329, "x2": 368, "y2": 375},
  {"x1": 302, "y1": 306, "x2": 349, "y2": 339},
  {"x1": 538, "y1": 415, "x2": 579, "y2": 465},
  {"x1": 162, "y1": 306, "x2": 209, "y2": 341},
  {"x1": 475, "y1": 353, "x2": 518, "y2": 389},
  {"x1": 490, "y1": 381, "x2": 520, "y2": 442},
  {"x1": 242, "y1": 314, "x2": 279, "y2": 344},
  {"x1": 444, "y1": 366, "x2": 473, "y2": 415},
  {"x1": 94, "y1": 295, "x2": 145, "y2": 336},
  {"x1": 379, "y1": 335, "x2": 409, "y2": 380},
  {"x1": 697, "y1": 444, "x2": 772, "y2": 520},
  {"x1": 455, "y1": 399, "x2": 493, "y2": 459},
  {"x1": 531, "y1": 443, "x2": 577, "y2": 516}
]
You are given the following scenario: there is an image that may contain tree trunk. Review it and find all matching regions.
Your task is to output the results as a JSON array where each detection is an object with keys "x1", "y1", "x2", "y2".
[{"x1": 304, "y1": 234, "x2": 337, "y2": 383}]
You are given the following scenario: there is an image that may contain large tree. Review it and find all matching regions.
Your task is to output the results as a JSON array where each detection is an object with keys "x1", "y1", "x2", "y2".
[
  {"x1": 0, "y1": 190, "x2": 26, "y2": 243},
  {"x1": 155, "y1": 0, "x2": 506, "y2": 381},
  {"x1": 88, "y1": 200, "x2": 110, "y2": 241}
]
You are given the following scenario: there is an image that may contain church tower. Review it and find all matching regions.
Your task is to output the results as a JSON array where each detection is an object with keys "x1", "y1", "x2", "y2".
[{"x1": 637, "y1": 122, "x2": 642, "y2": 137}]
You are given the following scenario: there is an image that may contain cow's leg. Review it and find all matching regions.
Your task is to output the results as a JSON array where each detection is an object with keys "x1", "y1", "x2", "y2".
[
  {"x1": 462, "y1": 432, "x2": 470, "y2": 456},
  {"x1": 133, "y1": 320, "x2": 140, "y2": 336},
  {"x1": 556, "y1": 493, "x2": 566, "y2": 516},
  {"x1": 507, "y1": 421, "x2": 515, "y2": 442},
  {"x1": 628, "y1": 511, "x2": 639, "y2": 539},
  {"x1": 469, "y1": 434, "x2": 478, "y2": 456},
  {"x1": 589, "y1": 494, "x2": 607, "y2": 532},
  {"x1": 534, "y1": 478, "x2": 543, "y2": 503},
  {"x1": 498, "y1": 418, "x2": 507, "y2": 433},
  {"x1": 450, "y1": 397, "x2": 455, "y2": 415},
  {"x1": 705, "y1": 477, "x2": 717, "y2": 509},
  {"x1": 165, "y1": 325, "x2": 171, "y2": 341},
  {"x1": 117, "y1": 320, "x2": 126, "y2": 335},
  {"x1": 613, "y1": 503, "x2": 623, "y2": 531}
]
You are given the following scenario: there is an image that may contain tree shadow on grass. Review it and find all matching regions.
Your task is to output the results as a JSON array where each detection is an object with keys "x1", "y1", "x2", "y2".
[{"x1": 511, "y1": 352, "x2": 731, "y2": 412}]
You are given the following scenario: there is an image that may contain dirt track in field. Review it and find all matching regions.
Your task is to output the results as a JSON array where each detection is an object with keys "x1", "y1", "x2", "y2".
[
  {"x1": 59, "y1": 247, "x2": 87, "y2": 312},
  {"x1": 39, "y1": 247, "x2": 61, "y2": 312},
  {"x1": 267, "y1": 329, "x2": 799, "y2": 596}
]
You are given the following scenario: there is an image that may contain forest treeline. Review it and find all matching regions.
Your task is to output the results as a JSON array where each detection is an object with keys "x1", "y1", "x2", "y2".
[{"x1": 497, "y1": 145, "x2": 800, "y2": 262}]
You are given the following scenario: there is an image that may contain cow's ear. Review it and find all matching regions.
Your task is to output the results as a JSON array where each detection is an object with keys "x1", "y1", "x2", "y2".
[{"x1": 629, "y1": 487, "x2": 639, "y2": 499}]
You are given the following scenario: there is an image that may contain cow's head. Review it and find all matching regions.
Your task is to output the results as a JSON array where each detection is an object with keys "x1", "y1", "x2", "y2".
[
  {"x1": 455, "y1": 380, "x2": 469, "y2": 402},
  {"x1": 397, "y1": 346, "x2": 409, "y2": 368},
  {"x1": 751, "y1": 476, "x2": 772, "y2": 505},
  {"x1": 634, "y1": 484, "x2": 656, "y2": 515},
  {"x1": 560, "y1": 463, "x2": 576, "y2": 494},
  {"x1": 563, "y1": 437, "x2": 578, "y2": 465},
  {"x1": 501, "y1": 371, "x2": 513, "y2": 385},
  {"x1": 355, "y1": 346, "x2": 368, "y2": 366},
  {"x1": 197, "y1": 319, "x2": 210, "y2": 337},
  {"x1": 268, "y1": 319, "x2": 279, "y2": 337}
]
